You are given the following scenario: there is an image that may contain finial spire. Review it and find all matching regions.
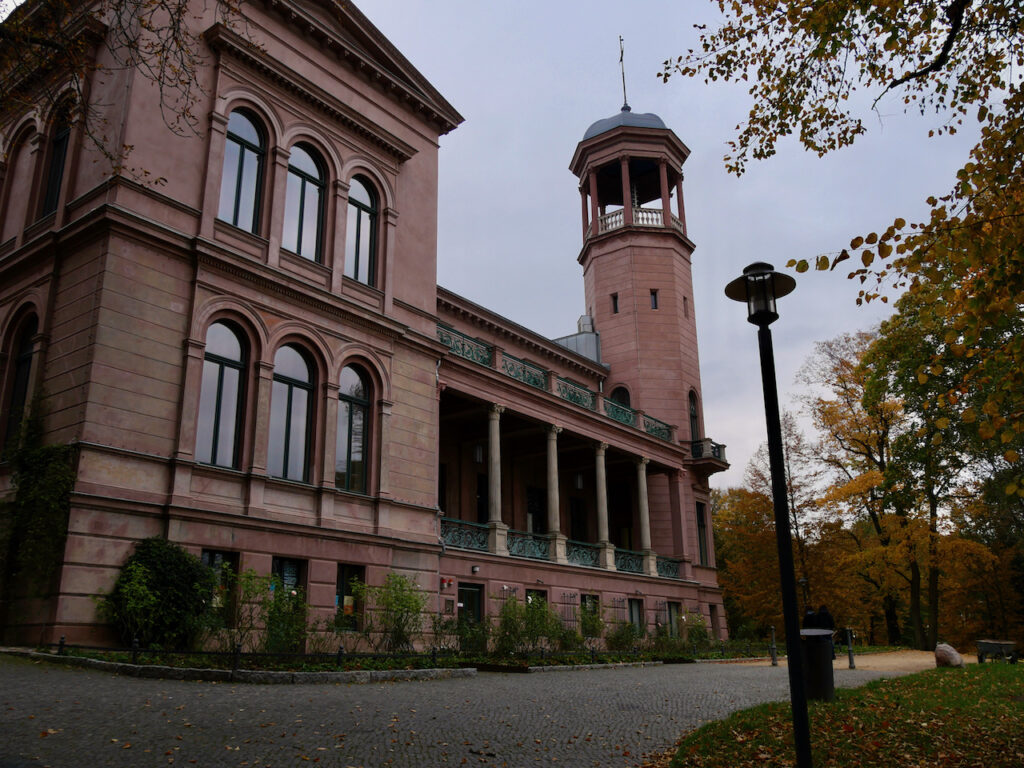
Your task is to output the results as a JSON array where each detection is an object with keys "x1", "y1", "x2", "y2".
[{"x1": 619, "y1": 36, "x2": 630, "y2": 111}]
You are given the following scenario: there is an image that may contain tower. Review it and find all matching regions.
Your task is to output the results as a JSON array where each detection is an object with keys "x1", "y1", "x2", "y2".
[{"x1": 570, "y1": 105, "x2": 704, "y2": 443}]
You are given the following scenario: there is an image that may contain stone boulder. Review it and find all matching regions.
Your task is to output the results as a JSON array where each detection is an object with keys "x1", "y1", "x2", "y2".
[{"x1": 935, "y1": 642, "x2": 964, "y2": 668}]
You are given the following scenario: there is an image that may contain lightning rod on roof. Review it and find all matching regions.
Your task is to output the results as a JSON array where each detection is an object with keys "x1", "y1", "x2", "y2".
[{"x1": 619, "y1": 36, "x2": 630, "y2": 112}]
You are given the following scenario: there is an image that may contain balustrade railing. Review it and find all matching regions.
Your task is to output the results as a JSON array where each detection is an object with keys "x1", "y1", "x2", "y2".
[
  {"x1": 598, "y1": 209, "x2": 624, "y2": 232},
  {"x1": 690, "y1": 438, "x2": 727, "y2": 462},
  {"x1": 614, "y1": 548, "x2": 644, "y2": 573},
  {"x1": 440, "y1": 517, "x2": 489, "y2": 551},
  {"x1": 656, "y1": 555, "x2": 682, "y2": 579},
  {"x1": 643, "y1": 415, "x2": 672, "y2": 441},
  {"x1": 437, "y1": 324, "x2": 493, "y2": 366},
  {"x1": 507, "y1": 530, "x2": 550, "y2": 560},
  {"x1": 566, "y1": 540, "x2": 601, "y2": 568},
  {"x1": 556, "y1": 377, "x2": 595, "y2": 409},
  {"x1": 632, "y1": 207, "x2": 663, "y2": 227},
  {"x1": 500, "y1": 353, "x2": 548, "y2": 391},
  {"x1": 603, "y1": 398, "x2": 636, "y2": 427}
]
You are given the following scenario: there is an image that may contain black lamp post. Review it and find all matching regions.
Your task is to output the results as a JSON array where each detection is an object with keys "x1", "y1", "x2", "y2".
[{"x1": 725, "y1": 262, "x2": 811, "y2": 768}]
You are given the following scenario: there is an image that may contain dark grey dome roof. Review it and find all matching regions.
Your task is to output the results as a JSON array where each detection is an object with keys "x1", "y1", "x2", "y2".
[{"x1": 582, "y1": 105, "x2": 667, "y2": 140}]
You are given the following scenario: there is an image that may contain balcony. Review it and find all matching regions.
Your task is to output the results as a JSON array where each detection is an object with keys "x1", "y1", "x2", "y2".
[
  {"x1": 596, "y1": 207, "x2": 685, "y2": 236},
  {"x1": 686, "y1": 438, "x2": 729, "y2": 474}
]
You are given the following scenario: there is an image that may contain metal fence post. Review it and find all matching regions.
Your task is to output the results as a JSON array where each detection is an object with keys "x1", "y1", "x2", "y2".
[
  {"x1": 770, "y1": 626, "x2": 778, "y2": 667},
  {"x1": 131, "y1": 637, "x2": 139, "y2": 665},
  {"x1": 233, "y1": 642, "x2": 242, "y2": 671},
  {"x1": 58, "y1": 636, "x2": 66, "y2": 656},
  {"x1": 846, "y1": 628, "x2": 855, "y2": 670}
]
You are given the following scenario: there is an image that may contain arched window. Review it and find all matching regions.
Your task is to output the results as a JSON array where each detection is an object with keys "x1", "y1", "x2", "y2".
[
  {"x1": 689, "y1": 391, "x2": 700, "y2": 441},
  {"x1": 268, "y1": 344, "x2": 313, "y2": 482},
  {"x1": 336, "y1": 365, "x2": 370, "y2": 492},
  {"x1": 196, "y1": 321, "x2": 246, "y2": 468},
  {"x1": 218, "y1": 110, "x2": 265, "y2": 234},
  {"x1": 41, "y1": 105, "x2": 72, "y2": 217},
  {"x1": 0, "y1": 131, "x2": 35, "y2": 243},
  {"x1": 2, "y1": 315, "x2": 38, "y2": 454},
  {"x1": 282, "y1": 144, "x2": 325, "y2": 261},
  {"x1": 344, "y1": 175, "x2": 378, "y2": 286},
  {"x1": 609, "y1": 386, "x2": 631, "y2": 408}
]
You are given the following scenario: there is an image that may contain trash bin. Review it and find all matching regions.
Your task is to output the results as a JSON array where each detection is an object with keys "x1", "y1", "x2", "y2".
[{"x1": 800, "y1": 628, "x2": 835, "y2": 702}]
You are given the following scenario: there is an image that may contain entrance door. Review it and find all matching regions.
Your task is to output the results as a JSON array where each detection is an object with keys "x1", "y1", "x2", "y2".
[{"x1": 458, "y1": 583, "x2": 485, "y2": 652}]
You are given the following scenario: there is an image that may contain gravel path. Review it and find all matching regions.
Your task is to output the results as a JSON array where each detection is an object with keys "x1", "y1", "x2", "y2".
[{"x1": 0, "y1": 654, "x2": 921, "y2": 767}]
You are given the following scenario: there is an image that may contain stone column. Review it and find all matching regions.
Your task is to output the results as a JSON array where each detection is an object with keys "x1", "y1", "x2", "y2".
[
  {"x1": 330, "y1": 178, "x2": 350, "y2": 293},
  {"x1": 547, "y1": 426, "x2": 567, "y2": 564},
  {"x1": 588, "y1": 171, "x2": 600, "y2": 236},
  {"x1": 266, "y1": 146, "x2": 290, "y2": 269},
  {"x1": 620, "y1": 156, "x2": 633, "y2": 226},
  {"x1": 487, "y1": 405, "x2": 508, "y2": 555},
  {"x1": 199, "y1": 112, "x2": 229, "y2": 238},
  {"x1": 675, "y1": 173, "x2": 687, "y2": 234},
  {"x1": 659, "y1": 159, "x2": 672, "y2": 228},
  {"x1": 580, "y1": 186, "x2": 589, "y2": 240},
  {"x1": 636, "y1": 457, "x2": 657, "y2": 576},
  {"x1": 596, "y1": 443, "x2": 615, "y2": 569}
]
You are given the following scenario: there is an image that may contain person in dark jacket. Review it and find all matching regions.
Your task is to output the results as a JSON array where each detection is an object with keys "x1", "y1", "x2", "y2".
[{"x1": 802, "y1": 606, "x2": 818, "y2": 629}]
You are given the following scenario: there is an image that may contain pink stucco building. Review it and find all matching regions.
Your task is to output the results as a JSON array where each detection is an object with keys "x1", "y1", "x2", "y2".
[{"x1": 0, "y1": 0, "x2": 727, "y2": 646}]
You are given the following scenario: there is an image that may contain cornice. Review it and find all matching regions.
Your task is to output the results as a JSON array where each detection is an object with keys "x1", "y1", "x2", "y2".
[
  {"x1": 436, "y1": 287, "x2": 607, "y2": 379},
  {"x1": 204, "y1": 22, "x2": 419, "y2": 163}
]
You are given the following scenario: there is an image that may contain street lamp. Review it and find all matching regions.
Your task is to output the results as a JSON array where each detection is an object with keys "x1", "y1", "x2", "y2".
[{"x1": 725, "y1": 262, "x2": 811, "y2": 768}]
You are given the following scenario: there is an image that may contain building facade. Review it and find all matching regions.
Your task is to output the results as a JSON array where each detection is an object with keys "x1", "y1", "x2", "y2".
[{"x1": 0, "y1": 0, "x2": 727, "y2": 645}]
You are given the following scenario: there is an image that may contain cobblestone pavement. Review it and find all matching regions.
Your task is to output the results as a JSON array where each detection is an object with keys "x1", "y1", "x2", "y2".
[{"x1": 0, "y1": 656, "x2": 909, "y2": 768}]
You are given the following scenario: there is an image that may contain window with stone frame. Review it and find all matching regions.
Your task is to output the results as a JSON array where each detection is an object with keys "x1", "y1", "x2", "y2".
[
  {"x1": 282, "y1": 143, "x2": 326, "y2": 261},
  {"x1": 218, "y1": 109, "x2": 265, "y2": 234},
  {"x1": 344, "y1": 175, "x2": 378, "y2": 286},
  {"x1": 196, "y1": 321, "x2": 247, "y2": 468},
  {"x1": 268, "y1": 344, "x2": 314, "y2": 482}
]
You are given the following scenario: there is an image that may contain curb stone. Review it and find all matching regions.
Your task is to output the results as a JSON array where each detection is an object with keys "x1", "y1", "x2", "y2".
[{"x1": 4, "y1": 649, "x2": 476, "y2": 685}]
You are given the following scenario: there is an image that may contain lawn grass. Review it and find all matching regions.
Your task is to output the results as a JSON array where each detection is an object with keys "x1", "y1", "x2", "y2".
[{"x1": 671, "y1": 664, "x2": 1024, "y2": 767}]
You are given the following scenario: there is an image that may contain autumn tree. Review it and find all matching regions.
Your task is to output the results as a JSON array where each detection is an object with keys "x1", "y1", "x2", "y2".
[{"x1": 662, "y1": 1, "x2": 1024, "y2": 492}]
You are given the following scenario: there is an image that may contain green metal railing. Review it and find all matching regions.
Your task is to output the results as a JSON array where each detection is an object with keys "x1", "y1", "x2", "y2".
[
  {"x1": 603, "y1": 398, "x2": 636, "y2": 426},
  {"x1": 437, "y1": 324, "x2": 493, "y2": 366},
  {"x1": 500, "y1": 353, "x2": 548, "y2": 391},
  {"x1": 507, "y1": 530, "x2": 550, "y2": 560},
  {"x1": 440, "y1": 517, "x2": 489, "y2": 551}
]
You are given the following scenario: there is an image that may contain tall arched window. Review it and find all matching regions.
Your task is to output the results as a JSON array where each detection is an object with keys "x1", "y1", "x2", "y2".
[
  {"x1": 344, "y1": 176, "x2": 378, "y2": 286},
  {"x1": 218, "y1": 110, "x2": 265, "y2": 234},
  {"x1": 268, "y1": 345, "x2": 313, "y2": 482},
  {"x1": 689, "y1": 391, "x2": 700, "y2": 441},
  {"x1": 336, "y1": 365, "x2": 370, "y2": 492},
  {"x1": 609, "y1": 386, "x2": 631, "y2": 408},
  {"x1": 196, "y1": 322, "x2": 246, "y2": 468},
  {"x1": 2, "y1": 315, "x2": 38, "y2": 454},
  {"x1": 41, "y1": 105, "x2": 72, "y2": 217},
  {"x1": 282, "y1": 144, "x2": 325, "y2": 261},
  {"x1": 0, "y1": 131, "x2": 35, "y2": 243}
]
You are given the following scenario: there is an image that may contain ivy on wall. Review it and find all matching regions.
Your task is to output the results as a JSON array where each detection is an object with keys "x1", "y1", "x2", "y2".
[{"x1": 0, "y1": 408, "x2": 77, "y2": 620}]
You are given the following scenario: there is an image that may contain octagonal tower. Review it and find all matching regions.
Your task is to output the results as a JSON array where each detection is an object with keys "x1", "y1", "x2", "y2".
[{"x1": 570, "y1": 105, "x2": 704, "y2": 444}]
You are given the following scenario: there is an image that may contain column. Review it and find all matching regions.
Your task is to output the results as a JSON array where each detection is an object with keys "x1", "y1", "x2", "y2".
[
  {"x1": 588, "y1": 171, "x2": 600, "y2": 236},
  {"x1": 329, "y1": 178, "x2": 350, "y2": 293},
  {"x1": 675, "y1": 173, "x2": 687, "y2": 234},
  {"x1": 266, "y1": 146, "x2": 291, "y2": 269},
  {"x1": 487, "y1": 405, "x2": 508, "y2": 555},
  {"x1": 595, "y1": 442, "x2": 615, "y2": 569},
  {"x1": 636, "y1": 457, "x2": 657, "y2": 576},
  {"x1": 659, "y1": 159, "x2": 672, "y2": 228},
  {"x1": 547, "y1": 426, "x2": 567, "y2": 564},
  {"x1": 620, "y1": 156, "x2": 633, "y2": 226},
  {"x1": 580, "y1": 186, "x2": 589, "y2": 240},
  {"x1": 199, "y1": 112, "x2": 229, "y2": 238}
]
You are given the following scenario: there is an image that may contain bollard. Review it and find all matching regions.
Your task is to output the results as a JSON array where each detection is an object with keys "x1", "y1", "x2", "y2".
[
  {"x1": 58, "y1": 635, "x2": 66, "y2": 656},
  {"x1": 720, "y1": 641, "x2": 725, "y2": 657},
  {"x1": 131, "y1": 637, "x2": 139, "y2": 665},
  {"x1": 745, "y1": 642, "x2": 751, "y2": 657},
  {"x1": 233, "y1": 642, "x2": 242, "y2": 671},
  {"x1": 431, "y1": 648, "x2": 437, "y2": 667},
  {"x1": 336, "y1": 644, "x2": 345, "y2": 667},
  {"x1": 846, "y1": 628, "x2": 855, "y2": 670},
  {"x1": 590, "y1": 647, "x2": 596, "y2": 664},
  {"x1": 770, "y1": 626, "x2": 778, "y2": 667}
]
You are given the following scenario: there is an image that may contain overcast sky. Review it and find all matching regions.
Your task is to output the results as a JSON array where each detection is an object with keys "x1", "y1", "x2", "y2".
[
  {"x1": 364, "y1": 0, "x2": 978, "y2": 488},
  {"x1": 2, "y1": 1, "x2": 979, "y2": 488}
]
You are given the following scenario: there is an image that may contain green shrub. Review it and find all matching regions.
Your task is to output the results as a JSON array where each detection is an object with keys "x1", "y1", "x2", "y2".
[
  {"x1": 457, "y1": 617, "x2": 490, "y2": 654},
  {"x1": 493, "y1": 596, "x2": 526, "y2": 655},
  {"x1": 522, "y1": 595, "x2": 561, "y2": 652},
  {"x1": 556, "y1": 625, "x2": 585, "y2": 652},
  {"x1": 430, "y1": 612, "x2": 460, "y2": 652},
  {"x1": 261, "y1": 577, "x2": 308, "y2": 653},
  {"x1": 102, "y1": 537, "x2": 216, "y2": 650},
  {"x1": 580, "y1": 600, "x2": 604, "y2": 639},
  {"x1": 351, "y1": 572, "x2": 426, "y2": 652},
  {"x1": 680, "y1": 609, "x2": 709, "y2": 645},
  {"x1": 606, "y1": 621, "x2": 643, "y2": 652}
]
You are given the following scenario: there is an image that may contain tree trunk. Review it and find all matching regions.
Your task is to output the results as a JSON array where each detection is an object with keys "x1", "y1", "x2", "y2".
[
  {"x1": 909, "y1": 559, "x2": 925, "y2": 650},
  {"x1": 883, "y1": 595, "x2": 901, "y2": 645}
]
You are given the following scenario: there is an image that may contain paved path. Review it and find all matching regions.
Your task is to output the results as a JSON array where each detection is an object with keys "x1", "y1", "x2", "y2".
[{"x1": 0, "y1": 655, "x2": 918, "y2": 768}]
